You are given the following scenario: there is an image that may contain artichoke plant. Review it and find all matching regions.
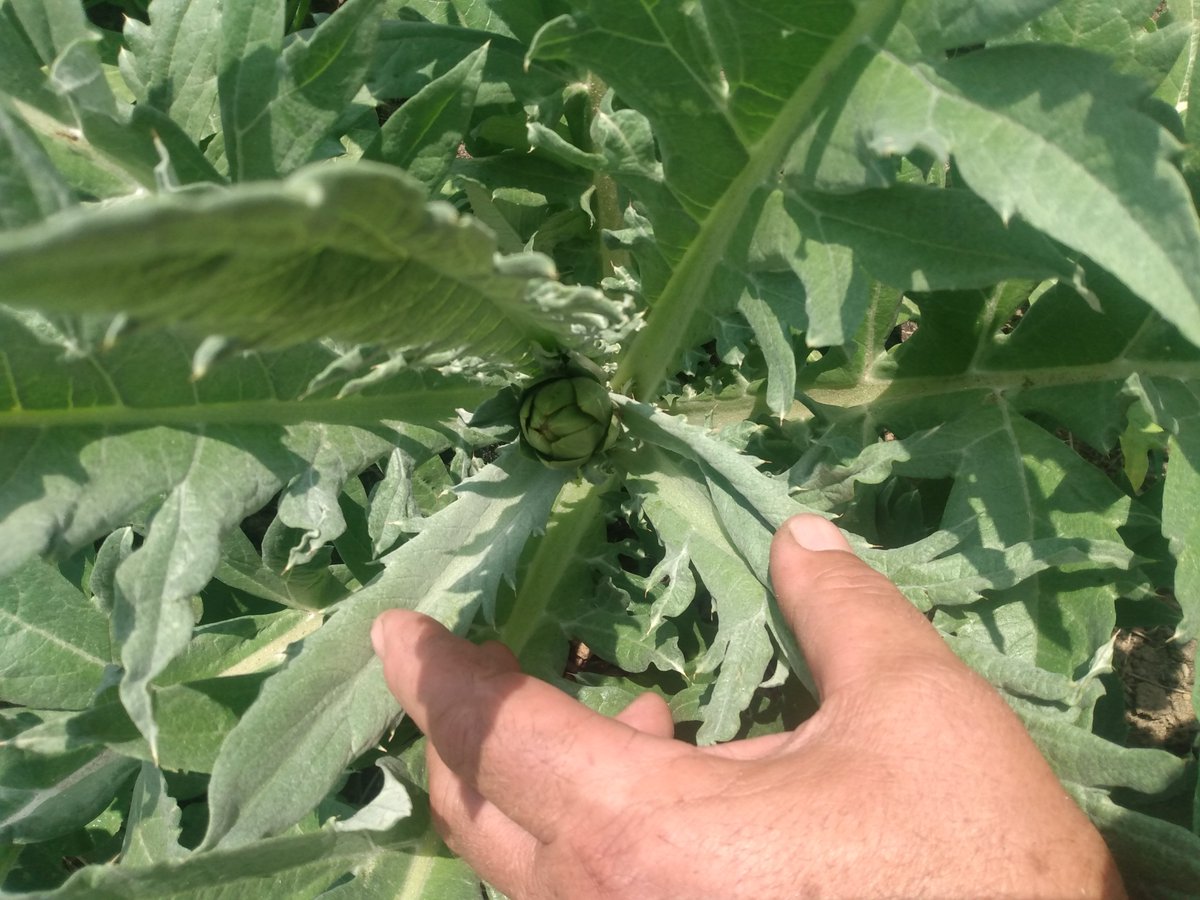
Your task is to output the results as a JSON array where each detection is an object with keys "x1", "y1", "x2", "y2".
[{"x1": 518, "y1": 373, "x2": 618, "y2": 468}]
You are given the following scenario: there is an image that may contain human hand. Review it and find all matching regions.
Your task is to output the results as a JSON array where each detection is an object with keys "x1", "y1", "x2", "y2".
[{"x1": 372, "y1": 515, "x2": 1126, "y2": 899}]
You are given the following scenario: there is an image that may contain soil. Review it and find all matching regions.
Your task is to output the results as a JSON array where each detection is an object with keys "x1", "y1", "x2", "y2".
[{"x1": 1113, "y1": 627, "x2": 1198, "y2": 755}]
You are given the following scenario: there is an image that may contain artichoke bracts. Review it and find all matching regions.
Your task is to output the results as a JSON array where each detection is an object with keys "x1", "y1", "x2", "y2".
[{"x1": 518, "y1": 372, "x2": 618, "y2": 469}]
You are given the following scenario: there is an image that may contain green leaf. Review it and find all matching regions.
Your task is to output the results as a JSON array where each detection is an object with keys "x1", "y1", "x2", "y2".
[
  {"x1": 530, "y1": 0, "x2": 903, "y2": 398},
  {"x1": 1015, "y1": 0, "x2": 1191, "y2": 89},
  {"x1": 1162, "y1": 431, "x2": 1200, "y2": 644},
  {"x1": 897, "y1": 0, "x2": 1061, "y2": 54},
  {"x1": 155, "y1": 611, "x2": 321, "y2": 683},
  {"x1": 269, "y1": 0, "x2": 385, "y2": 176},
  {"x1": 331, "y1": 758, "x2": 411, "y2": 833},
  {"x1": 1018, "y1": 707, "x2": 1189, "y2": 794},
  {"x1": 1118, "y1": 398, "x2": 1166, "y2": 492},
  {"x1": 364, "y1": 445, "x2": 456, "y2": 557},
  {"x1": 946, "y1": 632, "x2": 1099, "y2": 708},
  {"x1": 0, "y1": 311, "x2": 490, "y2": 577},
  {"x1": 119, "y1": 763, "x2": 185, "y2": 867},
  {"x1": 736, "y1": 282, "x2": 798, "y2": 419},
  {"x1": 497, "y1": 477, "x2": 603, "y2": 663},
  {"x1": 318, "y1": 829, "x2": 482, "y2": 900},
  {"x1": 0, "y1": 163, "x2": 622, "y2": 360},
  {"x1": 0, "y1": 722, "x2": 137, "y2": 844},
  {"x1": 216, "y1": 0, "x2": 282, "y2": 181},
  {"x1": 217, "y1": 0, "x2": 387, "y2": 179},
  {"x1": 368, "y1": 43, "x2": 488, "y2": 192},
  {"x1": 389, "y1": 0, "x2": 555, "y2": 43},
  {"x1": 559, "y1": 591, "x2": 687, "y2": 678},
  {"x1": 843, "y1": 44, "x2": 1200, "y2": 350},
  {"x1": 626, "y1": 445, "x2": 774, "y2": 744},
  {"x1": 17, "y1": 826, "x2": 414, "y2": 899},
  {"x1": 753, "y1": 184, "x2": 1085, "y2": 344},
  {"x1": 10, "y1": 675, "x2": 271, "y2": 774},
  {"x1": 120, "y1": 0, "x2": 223, "y2": 144},
  {"x1": 1, "y1": 0, "x2": 219, "y2": 190},
  {"x1": 202, "y1": 449, "x2": 566, "y2": 848},
  {"x1": 370, "y1": 19, "x2": 563, "y2": 110},
  {"x1": 212, "y1": 529, "x2": 341, "y2": 610},
  {"x1": 0, "y1": 103, "x2": 74, "y2": 228},
  {"x1": 1068, "y1": 784, "x2": 1200, "y2": 899},
  {"x1": 643, "y1": 535, "x2": 696, "y2": 631},
  {"x1": 0, "y1": 558, "x2": 110, "y2": 709}
]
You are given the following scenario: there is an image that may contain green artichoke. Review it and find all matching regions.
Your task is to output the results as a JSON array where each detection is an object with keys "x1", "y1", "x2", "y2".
[{"x1": 518, "y1": 374, "x2": 617, "y2": 469}]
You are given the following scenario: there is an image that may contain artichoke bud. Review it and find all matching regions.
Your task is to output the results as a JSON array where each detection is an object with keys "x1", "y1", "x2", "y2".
[{"x1": 519, "y1": 373, "x2": 617, "y2": 469}]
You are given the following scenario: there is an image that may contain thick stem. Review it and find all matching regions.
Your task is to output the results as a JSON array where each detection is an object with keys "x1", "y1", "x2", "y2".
[
  {"x1": 288, "y1": 0, "x2": 311, "y2": 32},
  {"x1": 586, "y1": 74, "x2": 632, "y2": 278}
]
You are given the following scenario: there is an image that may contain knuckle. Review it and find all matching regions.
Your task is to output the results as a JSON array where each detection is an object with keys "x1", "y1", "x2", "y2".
[{"x1": 809, "y1": 555, "x2": 898, "y2": 598}]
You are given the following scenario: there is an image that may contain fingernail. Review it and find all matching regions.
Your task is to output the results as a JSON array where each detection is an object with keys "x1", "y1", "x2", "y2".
[
  {"x1": 370, "y1": 615, "x2": 387, "y2": 657},
  {"x1": 786, "y1": 515, "x2": 850, "y2": 552}
]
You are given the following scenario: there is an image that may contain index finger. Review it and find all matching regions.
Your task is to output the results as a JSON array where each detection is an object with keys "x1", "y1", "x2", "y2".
[{"x1": 371, "y1": 609, "x2": 679, "y2": 842}]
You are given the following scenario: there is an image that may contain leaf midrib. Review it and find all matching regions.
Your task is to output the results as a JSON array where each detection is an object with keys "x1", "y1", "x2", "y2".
[
  {"x1": 0, "y1": 384, "x2": 492, "y2": 428},
  {"x1": 809, "y1": 359, "x2": 1200, "y2": 409},
  {"x1": 671, "y1": 358, "x2": 1200, "y2": 423},
  {"x1": 0, "y1": 605, "x2": 107, "y2": 667}
]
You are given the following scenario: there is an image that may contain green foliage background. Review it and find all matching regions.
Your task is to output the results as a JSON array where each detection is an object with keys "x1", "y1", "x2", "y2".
[{"x1": 1, "y1": 0, "x2": 1199, "y2": 896}]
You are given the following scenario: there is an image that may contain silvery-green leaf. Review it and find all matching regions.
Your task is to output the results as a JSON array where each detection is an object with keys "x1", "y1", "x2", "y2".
[
  {"x1": 202, "y1": 449, "x2": 566, "y2": 848},
  {"x1": 0, "y1": 164, "x2": 624, "y2": 361},
  {"x1": 0, "y1": 558, "x2": 109, "y2": 709}
]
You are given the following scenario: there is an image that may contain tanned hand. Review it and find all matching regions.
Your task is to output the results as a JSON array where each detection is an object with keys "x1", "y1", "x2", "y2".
[{"x1": 372, "y1": 515, "x2": 1126, "y2": 899}]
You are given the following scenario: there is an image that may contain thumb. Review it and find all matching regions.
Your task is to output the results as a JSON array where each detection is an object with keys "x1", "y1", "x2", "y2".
[{"x1": 769, "y1": 515, "x2": 957, "y2": 701}]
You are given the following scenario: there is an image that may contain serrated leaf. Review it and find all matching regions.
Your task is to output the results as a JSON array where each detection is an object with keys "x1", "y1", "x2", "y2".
[
  {"x1": 215, "y1": 0, "x2": 282, "y2": 180},
  {"x1": 946, "y1": 633, "x2": 1096, "y2": 707},
  {"x1": 531, "y1": 0, "x2": 904, "y2": 398},
  {"x1": 1, "y1": 0, "x2": 220, "y2": 190},
  {"x1": 365, "y1": 446, "x2": 456, "y2": 555},
  {"x1": 100, "y1": 415, "x2": 393, "y2": 761},
  {"x1": 560, "y1": 597, "x2": 687, "y2": 677},
  {"x1": 202, "y1": 448, "x2": 566, "y2": 849},
  {"x1": 267, "y1": 0, "x2": 385, "y2": 177},
  {"x1": 120, "y1": 0, "x2": 222, "y2": 144},
  {"x1": 497, "y1": 477, "x2": 604, "y2": 664},
  {"x1": 0, "y1": 310, "x2": 493, "y2": 576},
  {"x1": 753, "y1": 185, "x2": 1087, "y2": 342},
  {"x1": 120, "y1": 763, "x2": 185, "y2": 867},
  {"x1": 213, "y1": 528, "x2": 337, "y2": 610},
  {"x1": 0, "y1": 163, "x2": 622, "y2": 361},
  {"x1": 644, "y1": 536, "x2": 696, "y2": 631},
  {"x1": 736, "y1": 282, "x2": 798, "y2": 419},
  {"x1": 1015, "y1": 0, "x2": 1191, "y2": 89},
  {"x1": 626, "y1": 445, "x2": 773, "y2": 744},
  {"x1": 389, "y1": 0, "x2": 552, "y2": 42},
  {"x1": 370, "y1": 18, "x2": 564, "y2": 109}
]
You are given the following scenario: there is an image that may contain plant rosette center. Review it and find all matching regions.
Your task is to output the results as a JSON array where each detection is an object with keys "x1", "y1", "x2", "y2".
[{"x1": 518, "y1": 374, "x2": 618, "y2": 469}]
